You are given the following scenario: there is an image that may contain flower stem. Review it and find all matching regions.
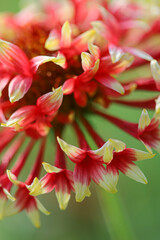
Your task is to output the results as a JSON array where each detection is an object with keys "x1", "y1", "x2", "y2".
[{"x1": 97, "y1": 189, "x2": 136, "y2": 240}]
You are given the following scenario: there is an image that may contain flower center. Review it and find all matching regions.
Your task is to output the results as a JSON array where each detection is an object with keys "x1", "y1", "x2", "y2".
[
  {"x1": 10, "y1": 24, "x2": 84, "y2": 113},
  {"x1": 13, "y1": 24, "x2": 49, "y2": 58}
]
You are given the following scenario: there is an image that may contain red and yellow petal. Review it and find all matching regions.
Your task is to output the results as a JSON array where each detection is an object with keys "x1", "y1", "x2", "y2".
[
  {"x1": 55, "y1": 190, "x2": 71, "y2": 210},
  {"x1": 138, "y1": 109, "x2": 151, "y2": 133},
  {"x1": 91, "y1": 138, "x2": 126, "y2": 163},
  {"x1": 0, "y1": 188, "x2": 15, "y2": 219},
  {"x1": 72, "y1": 29, "x2": 96, "y2": 53},
  {"x1": 60, "y1": 21, "x2": 72, "y2": 48},
  {"x1": 73, "y1": 164, "x2": 91, "y2": 202},
  {"x1": 55, "y1": 171, "x2": 73, "y2": 210},
  {"x1": 90, "y1": 163, "x2": 118, "y2": 193},
  {"x1": 45, "y1": 29, "x2": 60, "y2": 51},
  {"x1": 31, "y1": 53, "x2": 66, "y2": 73},
  {"x1": 0, "y1": 76, "x2": 10, "y2": 97},
  {"x1": 8, "y1": 76, "x2": 32, "y2": 103},
  {"x1": 150, "y1": 59, "x2": 160, "y2": 90},
  {"x1": 26, "y1": 202, "x2": 41, "y2": 228},
  {"x1": 57, "y1": 137, "x2": 86, "y2": 163},
  {"x1": 2, "y1": 106, "x2": 37, "y2": 131},
  {"x1": 26, "y1": 197, "x2": 50, "y2": 228},
  {"x1": 37, "y1": 86, "x2": 63, "y2": 116},
  {"x1": 62, "y1": 77, "x2": 76, "y2": 95},
  {"x1": 95, "y1": 74, "x2": 124, "y2": 95},
  {"x1": 0, "y1": 39, "x2": 31, "y2": 76},
  {"x1": 121, "y1": 162, "x2": 147, "y2": 184}
]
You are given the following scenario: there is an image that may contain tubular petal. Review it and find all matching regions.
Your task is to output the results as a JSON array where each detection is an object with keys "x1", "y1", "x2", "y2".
[
  {"x1": 9, "y1": 76, "x2": 32, "y2": 103},
  {"x1": 55, "y1": 191, "x2": 71, "y2": 210},
  {"x1": 96, "y1": 75, "x2": 124, "y2": 95},
  {"x1": 7, "y1": 170, "x2": 21, "y2": 186},
  {"x1": 42, "y1": 162, "x2": 62, "y2": 173},
  {"x1": 31, "y1": 53, "x2": 66, "y2": 73},
  {"x1": 26, "y1": 207, "x2": 40, "y2": 228},
  {"x1": 36, "y1": 199, "x2": 50, "y2": 215},
  {"x1": 81, "y1": 52, "x2": 93, "y2": 71},
  {"x1": 57, "y1": 137, "x2": 86, "y2": 163},
  {"x1": 98, "y1": 171, "x2": 118, "y2": 194},
  {"x1": 37, "y1": 86, "x2": 63, "y2": 115},
  {"x1": 45, "y1": 30, "x2": 60, "y2": 51},
  {"x1": 123, "y1": 163, "x2": 148, "y2": 184},
  {"x1": 151, "y1": 59, "x2": 160, "y2": 89},
  {"x1": 61, "y1": 21, "x2": 72, "y2": 48},
  {"x1": 74, "y1": 181, "x2": 91, "y2": 202},
  {"x1": 3, "y1": 188, "x2": 15, "y2": 201},
  {"x1": 0, "y1": 39, "x2": 31, "y2": 76},
  {"x1": 138, "y1": 109, "x2": 151, "y2": 132},
  {"x1": 27, "y1": 177, "x2": 44, "y2": 196}
]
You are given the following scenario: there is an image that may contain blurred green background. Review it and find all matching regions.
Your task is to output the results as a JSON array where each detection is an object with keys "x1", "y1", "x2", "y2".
[{"x1": 0, "y1": 0, "x2": 160, "y2": 240}]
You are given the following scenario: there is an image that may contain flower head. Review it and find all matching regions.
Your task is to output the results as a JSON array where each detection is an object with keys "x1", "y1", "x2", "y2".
[
  {"x1": 4, "y1": 139, "x2": 50, "y2": 227},
  {"x1": 29, "y1": 141, "x2": 74, "y2": 210},
  {"x1": 0, "y1": 0, "x2": 159, "y2": 227},
  {"x1": 5, "y1": 170, "x2": 50, "y2": 228}
]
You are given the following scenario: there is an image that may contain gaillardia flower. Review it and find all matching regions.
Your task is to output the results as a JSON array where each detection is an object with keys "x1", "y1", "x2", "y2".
[{"x1": 0, "y1": 0, "x2": 159, "y2": 227}]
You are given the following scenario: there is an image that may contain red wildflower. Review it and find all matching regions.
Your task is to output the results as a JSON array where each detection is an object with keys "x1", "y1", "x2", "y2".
[
  {"x1": 4, "y1": 139, "x2": 50, "y2": 228},
  {"x1": 92, "y1": 106, "x2": 160, "y2": 153},
  {"x1": 57, "y1": 122, "x2": 154, "y2": 201},
  {"x1": 0, "y1": 0, "x2": 159, "y2": 227},
  {"x1": 29, "y1": 138, "x2": 74, "y2": 210}
]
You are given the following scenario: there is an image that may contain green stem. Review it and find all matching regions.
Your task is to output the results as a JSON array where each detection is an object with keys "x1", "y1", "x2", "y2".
[{"x1": 97, "y1": 189, "x2": 136, "y2": 240}]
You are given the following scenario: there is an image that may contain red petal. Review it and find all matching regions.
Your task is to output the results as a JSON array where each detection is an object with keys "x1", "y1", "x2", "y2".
[
  {"x1": 9, "y1": 76, "x2": 32, "y2": 103},
  {"x1": 0, "y1": 40, "x2": 31, "y2": 76}
]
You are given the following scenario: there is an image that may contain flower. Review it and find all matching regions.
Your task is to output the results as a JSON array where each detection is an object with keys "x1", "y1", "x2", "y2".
[
  {"x1": 0, "y1": 0, "x2": 159, "y2": 227},
  {"x1": 28, "y1": 140, "x2": 74, "y2": 210},
  {"x1": 4, "y1": 139, "x2": 50, "y2": 228}
]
